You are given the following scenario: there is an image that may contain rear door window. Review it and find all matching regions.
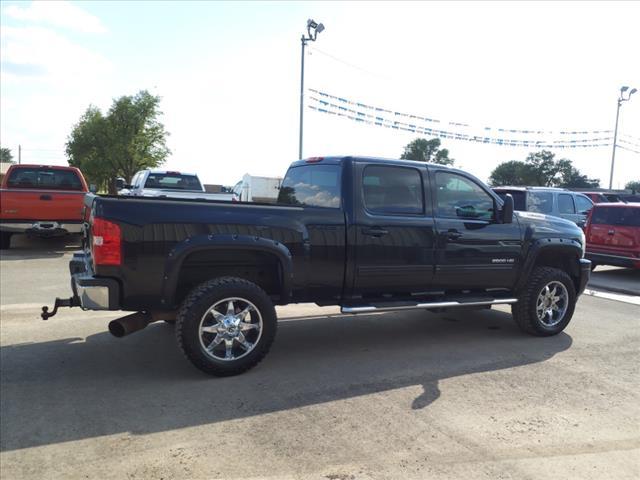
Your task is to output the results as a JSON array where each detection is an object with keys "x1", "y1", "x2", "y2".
[
  {"x1": 592, "y1": 207, "x2": 640, "y2": 227},
  {"x1": 527, "y1": 192, "x2": 553, "y2": 214},
  {"x1": 558, "y1": 194, "x2": 575, "y2": 214},
  {"x1": 363, "y1": 165, "x2": 424, "y2": 215},
  {"x1": 6, "y1": 167, "x2": 83, "y2": 191},
  {"x1": 277, "y1": 165, "x2": 341, "y2": 208}
]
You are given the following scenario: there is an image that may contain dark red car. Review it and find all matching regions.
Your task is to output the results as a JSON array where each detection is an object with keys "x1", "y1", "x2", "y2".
[
  {"x1": 585, "y1": 203, "x2": 640, "y2": 269},
  {"x1": 581, "y1": 192, "x2": 622, "y2": 203}
]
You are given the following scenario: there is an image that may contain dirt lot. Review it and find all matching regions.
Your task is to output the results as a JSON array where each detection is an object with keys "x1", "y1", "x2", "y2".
[{"x1": 1, "y1": 236, "x2": 639, "y2": 479}]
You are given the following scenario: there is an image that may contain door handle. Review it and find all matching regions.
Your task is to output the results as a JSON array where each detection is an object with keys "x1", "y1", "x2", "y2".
[
  {"x1": 362, "y1": 227, "x2": 389, "y2": 237},
  {"x1": 40, "y1": 195, "x2": 52, "y2": 201},
  {"x1": 446, "y1": 229, "x2": 462, "y2": 240},
  {"x1": 607, "y1": 229, "x2": 615, "y2": 235}
]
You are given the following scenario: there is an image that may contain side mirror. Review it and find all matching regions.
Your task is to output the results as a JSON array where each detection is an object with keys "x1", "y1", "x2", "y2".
[
  {"x1": 501, "y1": 194, "x2": 514, "y2": 224},
  {"x1": 115, "y1": 178, "x2": 126, "y2": 191},
  {"x1": 89, "y1": 184, "x2": 98, "y2": 193}
]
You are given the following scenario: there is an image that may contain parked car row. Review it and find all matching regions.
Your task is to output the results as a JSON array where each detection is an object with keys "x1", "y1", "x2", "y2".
[{"x1": 2, "y1": 163, "x2": 639, "y2": 273}]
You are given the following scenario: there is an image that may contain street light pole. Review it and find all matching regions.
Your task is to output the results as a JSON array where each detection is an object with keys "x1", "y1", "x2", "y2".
[
  {"x1": 299, "y1": 35, "x2": 306, "y2": 161},
  {"x1": 298, "y1": 19, "x2": 324, "y2": 160},
  {"x1": 609, "y1": 85, "x2": 637, "y2": 189}
]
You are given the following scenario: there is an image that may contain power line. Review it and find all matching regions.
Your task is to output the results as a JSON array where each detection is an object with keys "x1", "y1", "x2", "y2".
[{"x1": 307, "y1": 46, "x2": 392, "y2": 81}]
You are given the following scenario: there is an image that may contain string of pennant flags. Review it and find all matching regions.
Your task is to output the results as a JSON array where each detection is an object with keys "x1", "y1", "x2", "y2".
[
  {"x1": 308, "y1": 97, "x2": 611, "y2": 149},
  {"x1": 618, "y1": 137, "x2": 640, "y2": 149},
  {"x1": 308, "y1": 104, "x2": 613, "y2": 149},
  {"x1": 308, "y1": 89, "x2": 614, "y2": 136},
  {"x1": 307, "y1": 88, "x2": 638, "y2": 153},
  {"x1": 618, "y1": 144, "x2": 640, "y2": 155}
]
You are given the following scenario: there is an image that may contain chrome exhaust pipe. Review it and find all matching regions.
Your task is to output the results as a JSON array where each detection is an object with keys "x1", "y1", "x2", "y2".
[{"x1": 108, "y1": 312, "x2": 152, "y2": 338}]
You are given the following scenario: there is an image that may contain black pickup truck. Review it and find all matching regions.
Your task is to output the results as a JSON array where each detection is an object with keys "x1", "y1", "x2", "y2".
[{"x1": 43, "y1": 156, "x2": 591, "y2": 376}]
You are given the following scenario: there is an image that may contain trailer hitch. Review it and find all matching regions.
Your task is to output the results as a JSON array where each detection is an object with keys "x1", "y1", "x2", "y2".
[{"x1": 41, "y1": 297, "x2": 80, "y2": 320}]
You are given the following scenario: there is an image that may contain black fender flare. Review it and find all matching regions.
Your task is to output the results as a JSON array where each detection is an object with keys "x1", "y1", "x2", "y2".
[
  {"x1": 160, "y1": 234, "x2": 294, "y2": 307},
  {"x1": 515, "y1": 237, "x2": 583, "y2": 292}
]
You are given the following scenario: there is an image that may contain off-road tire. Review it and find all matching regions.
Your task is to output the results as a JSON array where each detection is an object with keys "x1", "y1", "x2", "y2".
[
  {"x1": 0, "y1": 232, "x2": 12, "y2": 250},
  {"x1": 512, "y1": 266, "x2": 576, "y2": 336},
  {"x1": 176, "y1": 277, "x2": 277, "y2": 376}
]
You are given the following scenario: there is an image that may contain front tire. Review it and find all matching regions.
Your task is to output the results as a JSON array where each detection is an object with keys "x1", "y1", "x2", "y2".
[
  {"x1": 512, "y1": 267, "x2": 576, "y2": 336},
  {"x1": 176, "y1": 277, "x2": 277, "y2": 376}
]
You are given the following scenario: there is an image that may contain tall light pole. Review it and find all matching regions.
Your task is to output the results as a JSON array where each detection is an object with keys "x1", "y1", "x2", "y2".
[
  {"x1": 609, "y1": 85, "x2": 637, "y2": 189},
  {"x1": 299, "y1": 19, "x2": 325, "y2": 159}
]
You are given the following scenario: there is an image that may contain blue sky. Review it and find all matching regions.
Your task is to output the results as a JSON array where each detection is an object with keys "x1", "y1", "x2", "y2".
[{"x1": 1, "y1": 1, "x2": 639, "y2": 187}]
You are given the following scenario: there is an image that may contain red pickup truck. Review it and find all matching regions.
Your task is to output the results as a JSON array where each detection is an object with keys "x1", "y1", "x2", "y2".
[{"x1": 0, "y1": 164, "x2": 89, "y2": 249}]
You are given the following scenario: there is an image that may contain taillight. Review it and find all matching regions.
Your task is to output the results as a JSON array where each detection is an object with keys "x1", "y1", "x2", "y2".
[
  {"x1": 305, "y1": 156, "x2": 324, "y2": 163},
  {"x1": 92, "y1": 218, "x2": 121, "y2": 266}
]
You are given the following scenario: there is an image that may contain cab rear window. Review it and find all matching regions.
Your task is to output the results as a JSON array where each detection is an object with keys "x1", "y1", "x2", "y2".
[
  {"x1": 277, "y1": 165, "x2": 341, "y2": 208},
  {"x1": 7, "y1": 167, "x2": 83, "y2": 191},
  {"x1": 591, "y1": 207, "x2": 640, "y2": 227},
  {"x1": 144, "y1": 173, "x2": 202, "y2": 191}
]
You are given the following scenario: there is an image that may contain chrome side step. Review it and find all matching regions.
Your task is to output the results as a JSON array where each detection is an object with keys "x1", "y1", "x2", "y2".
[{"x1": 341, "y1": 298, "x2": 518, "y2": 314}]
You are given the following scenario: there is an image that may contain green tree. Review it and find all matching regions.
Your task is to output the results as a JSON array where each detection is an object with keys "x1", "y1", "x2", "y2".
[
  {"x1": 625, "y1": 180, "x2": 640, "y2": 192},
  {"x1": 0, "y1": 147, "x2": 14, "y2": 163},
  {"x1": 400, "y1": 138, "x2": 454, "y2": 165},
  {"x1": 66, "y1": 107, "x2": 111, "y2": 191},
  {"x1": 489, "y1": 160, "x2": 535, "y2": 186},
  {"x1": 489, "y1": 150, "x2": 598, "y2": 188},
  {"x1": 66, "y1": 90, "x2": 170, "y2": 192},
  {"x1": 557, "y1": 163, "x2": 599, "y2": 188}
]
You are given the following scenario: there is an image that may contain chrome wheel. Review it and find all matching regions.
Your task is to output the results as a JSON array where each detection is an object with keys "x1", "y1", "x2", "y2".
[
  {"x1": 198, "y1": 297, "x2": 263, "y2": 361},
  {"x1": 536, "y1": 281, "x2": 569, "y2": 327}
]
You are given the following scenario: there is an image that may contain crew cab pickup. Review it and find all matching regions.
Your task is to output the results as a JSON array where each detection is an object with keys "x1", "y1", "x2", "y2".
[
  {"x1": 1, "y1": 164, "x2": 89, "y2": 249},
  {"x1": 43, "y1": 157, "x2": 591, "y2": 376},
  {"x1": 119, "y1": 169, "x2": 238, "y2": 202}
]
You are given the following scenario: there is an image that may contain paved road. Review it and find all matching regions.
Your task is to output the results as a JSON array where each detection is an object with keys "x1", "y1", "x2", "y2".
[{"x1": 1, "y1": 237, "x2": 639, "y2": 479}]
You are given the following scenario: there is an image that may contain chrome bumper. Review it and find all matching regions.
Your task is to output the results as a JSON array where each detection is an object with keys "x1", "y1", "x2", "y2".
[
  {"x1": 1, "y1": 221, "x2": 83, "y2": 235},
  {"x1": 70, "y1": 253, "x2": 120, "y2": 310}
]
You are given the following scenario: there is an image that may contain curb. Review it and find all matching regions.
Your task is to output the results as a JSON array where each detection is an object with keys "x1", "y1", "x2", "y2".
[{"x1": 587, "y1": 283, "x2": 640, "y2": 297}]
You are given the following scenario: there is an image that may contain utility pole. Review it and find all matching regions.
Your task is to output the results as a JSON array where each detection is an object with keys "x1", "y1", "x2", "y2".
[
  {"x1": 18, "y1": 144, "x2": 21, "y2": 164},
  {"x1": 298, "y1": 19, "x2": 325, "y2": 160},
  {"x1": 609, "y1": 86, "x2": 637, "y2": 189}
]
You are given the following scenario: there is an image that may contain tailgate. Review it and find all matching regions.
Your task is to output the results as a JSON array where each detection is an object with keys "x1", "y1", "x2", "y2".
[
  {"x1": 587, "y1": 206, "x2": 640, "y2": 251},
  {"x1": 1, "y1": 190, "x2": 86, "y2": 221}
]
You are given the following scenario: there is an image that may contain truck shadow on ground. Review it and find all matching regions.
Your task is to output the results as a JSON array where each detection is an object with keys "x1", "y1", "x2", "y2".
[
  {"x1": 0, "y1": 235, "x2": 80, "y2": 260},
  {"x1": 0, "y1": 308, "x2": 572, "y2": 451}
]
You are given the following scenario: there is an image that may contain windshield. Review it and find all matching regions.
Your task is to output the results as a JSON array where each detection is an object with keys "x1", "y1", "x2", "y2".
[
  {"x1": 6, "y1": 167, "x2": 84, "y2": 191},
  {"x1": 144, "y1": 173, "x2": 202, "y2": 191}
]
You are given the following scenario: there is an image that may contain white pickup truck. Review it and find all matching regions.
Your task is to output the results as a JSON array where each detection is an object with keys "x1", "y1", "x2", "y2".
[{"x1": 118, "y1": 170, "x2": 238, "y2": 201}]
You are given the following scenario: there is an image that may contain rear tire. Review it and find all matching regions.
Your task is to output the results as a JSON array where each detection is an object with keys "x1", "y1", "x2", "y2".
[
  {"x1": 175, "y1": 277, "x2": 277, "y2": 376},
  {"x1": 512, "y1": 267, "x2": 576, "y2": 336},
  {"x1": 0, "y1": 232, "x2": 12, "y2": 250}
]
